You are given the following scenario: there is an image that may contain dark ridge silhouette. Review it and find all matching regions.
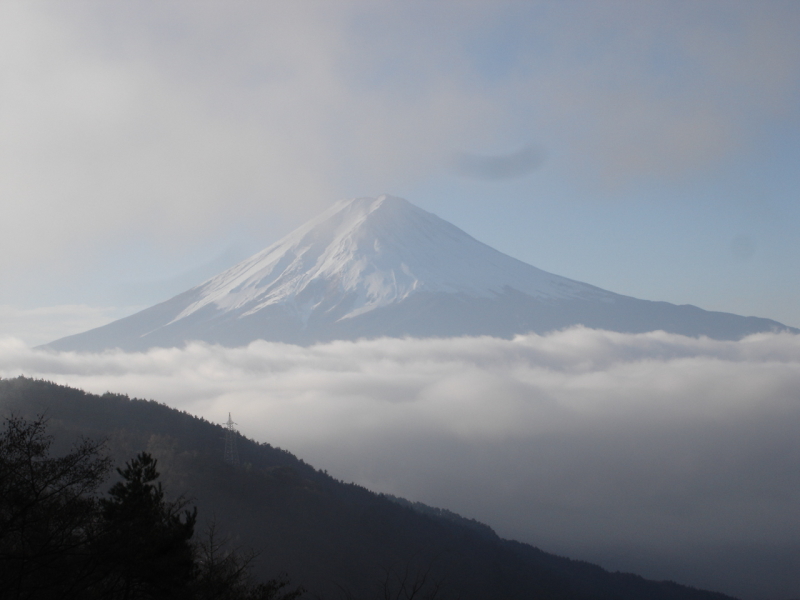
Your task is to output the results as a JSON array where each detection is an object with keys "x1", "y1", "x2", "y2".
[{"x1": 0, "y1": 376, "x2": 738, "y2": 600}]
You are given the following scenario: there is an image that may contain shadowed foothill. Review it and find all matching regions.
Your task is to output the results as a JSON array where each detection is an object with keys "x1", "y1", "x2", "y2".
[{"x1": 1, "y1": 376, "x2": 739, "y2": 600}]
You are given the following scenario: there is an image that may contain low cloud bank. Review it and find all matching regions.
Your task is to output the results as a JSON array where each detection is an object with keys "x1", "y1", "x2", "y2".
[{"x1": 2, "y1": 328, "x2": 800, "y2": 598}]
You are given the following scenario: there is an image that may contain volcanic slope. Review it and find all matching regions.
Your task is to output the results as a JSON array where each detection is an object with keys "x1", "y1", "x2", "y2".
[{"x1": 46, "y1": 195, "x2": 794, "y2": 351}]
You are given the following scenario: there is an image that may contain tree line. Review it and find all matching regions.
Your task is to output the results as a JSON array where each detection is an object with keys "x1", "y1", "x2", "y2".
[{"x1": 0, "y1": 413, "x2": 303, "y2": 600}]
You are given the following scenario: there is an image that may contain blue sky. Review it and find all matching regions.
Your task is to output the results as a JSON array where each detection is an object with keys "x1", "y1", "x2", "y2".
[{"x1": 1, "y1": 1, "x2": 799, "y2": 344}]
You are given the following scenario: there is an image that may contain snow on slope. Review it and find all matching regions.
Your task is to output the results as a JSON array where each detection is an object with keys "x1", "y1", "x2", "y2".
[
  {"x1": 45, "y1": 195, "x2": 795, "y2": 352},
  {"x1": 173, "y1": 195, "x2": 606, "y2": 326}
]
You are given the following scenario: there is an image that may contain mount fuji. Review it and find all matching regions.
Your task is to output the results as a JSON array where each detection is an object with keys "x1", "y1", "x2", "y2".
[{"x1": 46, "y1": 195, "x2": 795, "y2": 351}]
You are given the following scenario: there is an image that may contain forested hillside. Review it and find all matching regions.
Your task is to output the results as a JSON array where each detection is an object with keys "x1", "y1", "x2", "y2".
[{"x1": 0, "y1": 377, "x2": 737, "y2": 600}]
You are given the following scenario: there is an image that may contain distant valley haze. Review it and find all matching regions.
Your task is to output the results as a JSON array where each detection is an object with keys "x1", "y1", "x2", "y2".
[{"x1": 2, "y1": 3, "x2": 800, "y2": 600}]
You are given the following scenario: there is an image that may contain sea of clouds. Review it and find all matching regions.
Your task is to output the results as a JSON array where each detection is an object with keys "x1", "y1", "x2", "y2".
[{"x1": 2, "y1": 328, "x2": 800, "y2": 598}]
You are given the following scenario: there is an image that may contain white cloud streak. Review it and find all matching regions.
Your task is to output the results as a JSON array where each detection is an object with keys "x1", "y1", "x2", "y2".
[{"x1": 2, "y1": 328, "x2": 799, "y2": 597}]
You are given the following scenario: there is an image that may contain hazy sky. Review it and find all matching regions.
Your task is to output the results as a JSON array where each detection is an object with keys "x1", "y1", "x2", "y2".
[{"x1": 1, "y1": 1, "x2": 799, "y2": 345}]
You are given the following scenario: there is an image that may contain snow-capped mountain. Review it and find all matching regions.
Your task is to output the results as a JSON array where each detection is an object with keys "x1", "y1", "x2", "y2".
[
  {"x1": 172, "y1": 196, "x2": 607, "y2": 322},
  {"x1": 45, "y1": 195, "x2": 795, "y2": 351}
]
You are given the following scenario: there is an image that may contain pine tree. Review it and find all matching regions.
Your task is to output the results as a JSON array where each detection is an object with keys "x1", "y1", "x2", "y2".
[
  {"x1": 1, "y1": 413, "x2": 302, "y2": 600},
  {"x1": 0, "y1": 414, "x2": 110, "y2": 600},
  {"x1": 96, "y1": 453, "x2": 197, "y2": 600}
]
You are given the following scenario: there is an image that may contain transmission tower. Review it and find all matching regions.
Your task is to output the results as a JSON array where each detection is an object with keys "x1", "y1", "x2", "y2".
[{"x1": 223, "y1": 412, "x2": 240, "y2": 467}]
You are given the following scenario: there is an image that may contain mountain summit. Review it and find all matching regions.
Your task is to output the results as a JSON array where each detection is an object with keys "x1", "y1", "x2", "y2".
[
  {"x1": 46, "y1": 195, "x2": 794, "y2": 351},
  {"x1": 173, "y1": 195, "x2": 605, "y2": 321}
]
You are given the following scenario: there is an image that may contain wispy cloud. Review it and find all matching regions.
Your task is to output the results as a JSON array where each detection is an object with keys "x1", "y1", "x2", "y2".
[
  {"x1": 452, "y1": 146, "x2": 545, "y2": 180},
  {"x1": 2, "y1": 328, "x2": 799, "y2": 596},
  {"x1": 2, "y1": 2, "x2": 799, "y2": 292}
]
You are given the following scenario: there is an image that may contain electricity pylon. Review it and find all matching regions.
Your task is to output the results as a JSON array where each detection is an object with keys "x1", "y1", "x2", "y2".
[{"x1": 223, "y1": 412, "x2": 240, "y2": 467}]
